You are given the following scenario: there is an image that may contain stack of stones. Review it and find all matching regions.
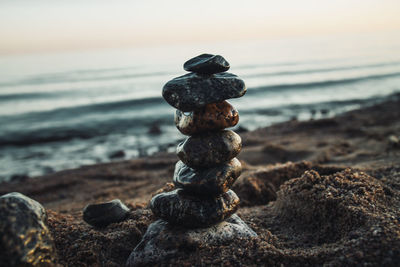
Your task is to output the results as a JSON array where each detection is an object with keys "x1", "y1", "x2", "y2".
[
  {"x1": 152, "y1": 54, "x2": 246, "y2": 227},
  {"x1": 127, "y1": 54, "x2": 256, "y2": 266}
]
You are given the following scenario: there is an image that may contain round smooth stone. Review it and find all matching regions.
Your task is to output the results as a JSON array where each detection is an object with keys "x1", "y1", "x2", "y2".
[
  {"x1": 176, "y1": 130, "x2": 242, "y2": 168},
  {"x1": 150, "y1": 189, "x2": 240, "y2": 228},
  {"x1": 162, "y1": 72, "x2": 246, "y2": 112},
  {"x1": 83, "y1": 199, "x2": 130, "y2": 227},
  {"x1": 175, "y1": 100, "x2": 239, "y2": 135},
  {"x1": 183, "y1": 54, "x2": 230, "y2": 74},
  {"x1": 173, "y1": 158, "x2": 242, "y2": 195}
]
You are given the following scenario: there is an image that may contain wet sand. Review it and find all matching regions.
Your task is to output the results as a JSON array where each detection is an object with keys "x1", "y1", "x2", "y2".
[{"x1": 1, "y1": 95, "x2": 400, "y2": 266}]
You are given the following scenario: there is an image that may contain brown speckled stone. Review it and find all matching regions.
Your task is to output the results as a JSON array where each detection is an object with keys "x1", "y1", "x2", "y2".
[
  {"x1": 175, "y1": 101, "x2": 239, "y2": 135},
  {"x1": 173, "y1": 158, "x2": 242, "y2": 196},
  {"x1": 0, "y1": 192, "x2": 56, "y2": 267},
  {"x1": 150, "y1": 189, "x2": 240, "y2": 228},
  {"x1": 176, "y1": 130, "x2": 242, "y2": 168}
]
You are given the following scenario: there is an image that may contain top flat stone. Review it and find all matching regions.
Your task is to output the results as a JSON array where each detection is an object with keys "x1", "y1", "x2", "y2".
[
  {"x1": 183, "y1": 54, "x2": 230, "y2": 74},
  {"x1": 162, "y1": 72, "x2": 246, "y2": 112}
]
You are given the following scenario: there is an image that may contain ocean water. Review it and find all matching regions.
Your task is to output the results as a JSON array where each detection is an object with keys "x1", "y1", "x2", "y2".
[{"x1": 1, "y1": 32, "x2": 400, "y2": 181}]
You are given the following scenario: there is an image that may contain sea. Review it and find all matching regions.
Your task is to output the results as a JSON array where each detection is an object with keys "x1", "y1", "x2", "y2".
[{"x1": 1, "y1": 32, "x2": 400, "y2": 181}]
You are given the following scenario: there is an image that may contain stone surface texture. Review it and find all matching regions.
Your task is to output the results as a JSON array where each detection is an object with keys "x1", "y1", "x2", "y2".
[
  {"x1": 126, "y1": 214, "x2": 257, "y2": 266},
  {"x1": 176, "y1": 130, "x2": 242, "y2": 168},
  {"x1": 173, "y1": 158, "x2": 242, "y2": 195},
  {"x1": 0, "y1": 192, "x2": 56, "y2": 267},
  {"x1": 183, "y1": 54, "x2": 230, "y2": 74},
  {"x1": 83, "y1": 199, "x2": 130, "y2": 227},
  {"x1": 175, "y1": 100, "x2": 239, "y2": 135},
  {"x1": 150, "y1": 189, "x2": 240, "y2": 228},
  {"x1": 162, "y1": 72, "x2": 246, "y2": 112}
]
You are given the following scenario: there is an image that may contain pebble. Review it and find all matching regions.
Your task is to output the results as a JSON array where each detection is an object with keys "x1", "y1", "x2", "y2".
[
  {"x1": 150, "y1": 189, "x2": 239, "y2": 228},
  {"x1": 183, "y1": 54, "x2": 230, "y2": 74},
  {"x1": 388, "y1": 135, "x2": 399, "y2": 148},
  {"x1": 109, "y1": 150, "x2": 125, "y2": 159},
  {"x1": 10, "y1": 174, "x2": 29, "y2": 183},
  {"x1": 0, "y1": 192, "x2": 56, "y2": 266},
  {"x1": 148, "y1": 123, "x2": 162, "y2": 135},
  {"x1": 83, "y1": 199, "x2": 130, "y2": 227},
  {"x1": 176, "y1": 130, "x2": 241, "y2": 168},
  {"x1": 173, "y1": 158, "x2": 242, "y2": 195},
  {"x1": 175, "y1": 100, "x2": 239, "y2": 135},
  {"x1": 162, "y1": 72, "x2": 246, "y2": 112},
  {"x1": 126, "y1": 214, "x2": 256, "y2": 266}
]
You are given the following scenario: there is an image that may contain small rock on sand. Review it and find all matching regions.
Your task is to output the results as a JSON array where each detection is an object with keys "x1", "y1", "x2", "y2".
[
  {"x1": 83, "y1": 199, "x2": 130, "y2": 227},
  {"x1": 109, "y1": 150, "x2": 126, "y2": 159},
  {"x1": 388, "y1": 135, "x2": 400, "y2": 148}
]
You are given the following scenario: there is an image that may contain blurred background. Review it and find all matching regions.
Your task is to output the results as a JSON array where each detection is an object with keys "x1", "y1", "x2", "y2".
[{"x1": 1, "y1": 0, "x2": 400, "y2": 181}]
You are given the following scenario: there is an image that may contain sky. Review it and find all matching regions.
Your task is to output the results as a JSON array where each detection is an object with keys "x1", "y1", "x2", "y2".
[{"x1": 0, "y1": 0, "x2": 400, "y2": 55}]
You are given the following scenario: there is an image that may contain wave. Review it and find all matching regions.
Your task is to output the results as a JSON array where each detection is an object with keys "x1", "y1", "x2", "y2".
[
  {"x1": 2, "y1": 68, "x2": 400, "y2": 104},
  {"x1": 244, "y1": 61, "x2": 400, "y2": 78},
  {"x1": 245, "y1": 96, "x2": 384, "y2": 116},
  {"x1": 0, "y1": 96, "x2": 166, "y2": 122},
  {"x1": 235, "y1": 56, "x2": 350, "y2": 69},
  {"x1": 0, "y1": 110, "x2": 171, "y2": 147},
  {"x1": 0, "y1": 70, "x2": 174, "y2": 88},
  {"x1": 3, "y1": 60, "x2": 400, "y2": 89},
  {"x1": 246, "y1": 71, "x2": 400, "y2": 95},
  {"x1": 0, "y1": 92, "x2": 54, "y2": 102}
]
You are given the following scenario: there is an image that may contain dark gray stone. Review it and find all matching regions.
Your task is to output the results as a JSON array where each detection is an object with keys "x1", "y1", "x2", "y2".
[
  {"x1": 176, "y1": 130, "x2": 241, "y2": 168},
  {"x1": 0, "y1": 192, "x2": 56, "y2": 266},
  {"x1": 126, "y1": 214, "x2": 257, "y2": 266},
  {"x1": 183, "y1": 54, "x2": 230, "y2": 74},
  {"x1": 150, "y1": 189, "x2": 239, "y2": 228},
  {"x1": 162, "y1": 72, "x2": 246, "y2": 112},
  {"x1": 109, "y1": 150, "x2": 125, "y2": 159},
  {"x1": 173, "y1": 158, "x2": 242, "y2": 196},
  {"x1": 83, "y1": 199, "x2": 130, "y2": 227}
]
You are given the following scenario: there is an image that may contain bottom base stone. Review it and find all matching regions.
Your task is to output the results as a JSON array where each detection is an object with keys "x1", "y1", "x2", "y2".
[{"x1": 126, "y1": 214, "x2": 257, "y2": 266}]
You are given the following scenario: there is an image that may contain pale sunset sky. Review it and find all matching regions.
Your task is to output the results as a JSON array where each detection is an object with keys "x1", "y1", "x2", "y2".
[{"x1": 0, "y1": 0, "x2": 399, "y2": 54}]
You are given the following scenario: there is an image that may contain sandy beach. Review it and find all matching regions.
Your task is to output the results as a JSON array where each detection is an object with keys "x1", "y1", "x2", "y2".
[{"x1": 1, "y1": 93, "x2": 399, "y2": 266}]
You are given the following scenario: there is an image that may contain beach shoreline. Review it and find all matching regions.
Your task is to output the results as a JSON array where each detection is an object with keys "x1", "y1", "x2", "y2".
[
  {"x1": 1, "y1": 95, "x2": 399, "y2": 266},
  {"x1": 2, "y1": 32, "x2": 400, "y2": 182}
]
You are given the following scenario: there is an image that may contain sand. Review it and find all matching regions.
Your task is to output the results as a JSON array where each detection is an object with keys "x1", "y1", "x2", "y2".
[{"x1": 1, "y1": 95, "x2": 400, "y2": 266}]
